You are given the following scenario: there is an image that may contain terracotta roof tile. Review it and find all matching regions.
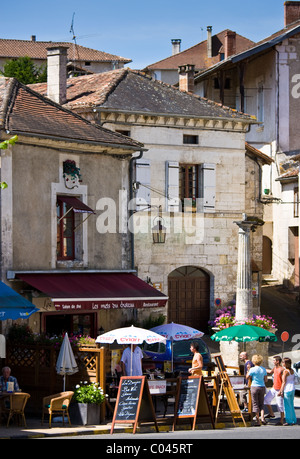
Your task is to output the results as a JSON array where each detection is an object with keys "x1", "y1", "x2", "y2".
[
  {"x1": 0, "y1": 38, "x2": 131, "y2": 63},
  {"x1": 30, "y1": 69, "x2": 256, "y2": 122},
  {"x1": 144, "y1": 30, "x2": 255, "y2": 71},
  {"x1": 0, "y1": 77, "x2": 143, "y2": 151}
]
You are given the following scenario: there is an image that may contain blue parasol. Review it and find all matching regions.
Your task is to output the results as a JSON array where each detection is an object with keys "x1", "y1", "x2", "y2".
[{"x1": 0, "y1": 281, "x2": 39, "y2": 320}]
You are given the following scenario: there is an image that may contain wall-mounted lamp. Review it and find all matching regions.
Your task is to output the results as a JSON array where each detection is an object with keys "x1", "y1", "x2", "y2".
[{"x1": 152, "y1": 206, "x2": 166, "y2": 243}]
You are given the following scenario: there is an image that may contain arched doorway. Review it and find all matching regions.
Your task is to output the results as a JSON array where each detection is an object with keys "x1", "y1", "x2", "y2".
[
  {"x1": 168, "y1": 266, "x2": 210, "y2": 332},
  {"x1": 262, "y1": 236, "x2": 272, "y2": 275}
]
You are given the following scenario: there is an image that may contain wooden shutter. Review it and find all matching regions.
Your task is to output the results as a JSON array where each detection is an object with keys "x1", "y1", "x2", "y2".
[
  {"x1": 198, "y1": 163, "x2": 216, "y2": 213},
  {"x1": 165, "y1": 161, "x2": 180, "y2": 212},
  {"x1": 135, "y1": 159, "x2": 151, "y2": 211}
]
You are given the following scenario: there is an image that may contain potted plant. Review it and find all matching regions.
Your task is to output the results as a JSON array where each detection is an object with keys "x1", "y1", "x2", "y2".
[{"x1": 70, "y1": 381, "x2": 106, "y2": 425}]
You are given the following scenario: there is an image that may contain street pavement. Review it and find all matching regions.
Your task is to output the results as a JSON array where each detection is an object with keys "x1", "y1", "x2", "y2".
[{"x1": 1, "y1": 281, "x2": 299, "y2": 440}]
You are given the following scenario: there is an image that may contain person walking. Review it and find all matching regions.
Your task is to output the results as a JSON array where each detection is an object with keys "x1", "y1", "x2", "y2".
[
  {"x1": 239, "y1": 351, "x2": 254, "y2": 412},
  {"x1": 246, "y1": 354, "x2": 268, "y2": 426},
  {"x1": 264, "y1": 355, "x2": 284, "y2": 425},
  {"x1": 188, "y1": 341, "x2": 203, "y2": 376},
  {"x1": 279, "y1": 357, "x2": 297, "y2": 426}
]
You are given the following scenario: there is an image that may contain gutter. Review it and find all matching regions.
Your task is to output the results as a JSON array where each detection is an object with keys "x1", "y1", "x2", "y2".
[{"x1": 129, "y1": 150, "x2": 144, "y2": 270}]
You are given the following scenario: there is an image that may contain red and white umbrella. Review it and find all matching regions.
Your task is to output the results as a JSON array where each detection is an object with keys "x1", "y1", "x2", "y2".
[{"x1": 95, "y1": 325, "x2": 166, "y2": 375}]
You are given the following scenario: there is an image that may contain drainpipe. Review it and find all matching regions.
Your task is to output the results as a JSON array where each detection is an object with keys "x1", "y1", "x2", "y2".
[{"x1": 129, "y1": 151, "x2": 144, "y2": 270}]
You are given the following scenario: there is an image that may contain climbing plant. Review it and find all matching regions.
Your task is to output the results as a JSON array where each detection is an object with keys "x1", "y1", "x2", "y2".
[{"x1": 0, "y1": 135, "x2": 18, "y2": 189}]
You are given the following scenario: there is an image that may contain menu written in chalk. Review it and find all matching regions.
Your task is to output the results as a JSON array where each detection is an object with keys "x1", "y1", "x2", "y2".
[
  {"x1": 177, "y1": 377, "x2": 199, "y2": 416},
  {"x1": 115, "y1": 378, "x2": 142, "y2": 421},
  {"x1": 110, "y1": 376, "x2": 159, "y2": 434}
]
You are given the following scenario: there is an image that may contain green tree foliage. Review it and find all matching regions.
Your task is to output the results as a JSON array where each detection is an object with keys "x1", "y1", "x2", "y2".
[{"x1": 1, "y1": 56, "x2": 47, "y2": 84}]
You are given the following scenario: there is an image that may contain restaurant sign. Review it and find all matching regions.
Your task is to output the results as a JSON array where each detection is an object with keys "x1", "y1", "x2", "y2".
[{"x1": 53, "y1": 298, "x2": 167, "y2": 311}]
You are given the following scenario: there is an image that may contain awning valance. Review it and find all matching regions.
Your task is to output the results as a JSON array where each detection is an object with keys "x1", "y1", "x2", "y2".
[
  {"x1": 16, "y1": 272, "x2": 168, "y2": 311},
  {"x1": 58, "y1": 196, "x2": 95, "y2": 214}
]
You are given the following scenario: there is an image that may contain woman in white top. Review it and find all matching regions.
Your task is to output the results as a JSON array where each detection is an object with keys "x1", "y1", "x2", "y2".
[{"x1": 279, "y1": 357, "x2": 297, "y2": 425}]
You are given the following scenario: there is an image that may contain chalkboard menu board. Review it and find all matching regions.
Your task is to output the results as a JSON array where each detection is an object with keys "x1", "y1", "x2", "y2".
[
  {"x1": 110, "y1": 376, "x2": 158, "y2": 434},
  {"x1": 173, "y1": 376, "x2": 215, "y2": 431},
  {"x1": 177, "y1": 378, "x2": 199, "y2": 416},
  {"x1": 115, "y1": 378, "x2": 142, "y2": 421}
]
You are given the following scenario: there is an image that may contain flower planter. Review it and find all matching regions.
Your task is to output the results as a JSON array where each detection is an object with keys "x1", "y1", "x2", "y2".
[{"x1": 70, "y1": 402, "x2": 102, "y2": 425}]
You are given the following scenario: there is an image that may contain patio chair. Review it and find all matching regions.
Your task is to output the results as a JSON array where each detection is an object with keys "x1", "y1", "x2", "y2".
[
  {"x1": 6, "y1": 392, "x2": 31, "y2": 428},
  {"x1": 42, "y1": 391, "x2": 74, "y2": 428}
]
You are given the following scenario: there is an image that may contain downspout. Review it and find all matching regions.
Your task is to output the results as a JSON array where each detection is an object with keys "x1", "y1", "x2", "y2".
[{"x1": 129, "y1": 150, "x2": 144, "y2": 270}]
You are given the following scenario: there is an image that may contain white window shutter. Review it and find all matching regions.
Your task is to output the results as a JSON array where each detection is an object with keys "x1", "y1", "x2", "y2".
[
  {"x1": 199, "y1": 163, "x2": 216, "y2": 213},
  {"x1": 166, "y1": 161, "x2": 180, "y2": 212},
  {"x1": 135, "y1": 159, "x2": 151, "y2": 211}
]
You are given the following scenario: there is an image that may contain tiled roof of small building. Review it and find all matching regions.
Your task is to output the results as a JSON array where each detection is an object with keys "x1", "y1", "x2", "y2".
[
  {"x1": 144, "y1": 30, "x2": 255, "y2": 71},
  {"x1": 0, "y1": 77, "x2": 143, "y2": 151},
  {"x1": 0, "y1": 38, "x2": 131, "y2": 63},
  {"x1": 30, "y1": 69, "x2": 256, "y2": 122}
]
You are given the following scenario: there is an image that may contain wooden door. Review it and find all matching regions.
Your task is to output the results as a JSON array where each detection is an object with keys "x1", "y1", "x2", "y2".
[{"x1": 168, "y1": 267, "x2": 210, "y2": 332}]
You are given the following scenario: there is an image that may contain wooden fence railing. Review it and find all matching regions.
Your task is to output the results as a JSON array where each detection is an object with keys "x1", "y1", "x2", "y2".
[{"x1": 5, "y1": 344, "x2": 109, "y2": 416}]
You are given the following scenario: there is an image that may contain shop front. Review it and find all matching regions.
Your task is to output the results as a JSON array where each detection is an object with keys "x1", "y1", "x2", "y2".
[{"x1": 10, "y1": 271, "x2": 168, "y2": 337}]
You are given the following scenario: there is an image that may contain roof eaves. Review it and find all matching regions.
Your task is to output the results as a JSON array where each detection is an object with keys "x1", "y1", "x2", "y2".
[
  {"x1": 4, "y1": 129, "x2": 145, "y2": 152},
  {"x1": 245, "y1": 142, "x2": 274, "y2": 165},
  {"x1": 195, "y1": 23, "x2": 300, "y2": 81},
  {"x1": 96, "y1": 106, "x2": 257, "y2": 124}
]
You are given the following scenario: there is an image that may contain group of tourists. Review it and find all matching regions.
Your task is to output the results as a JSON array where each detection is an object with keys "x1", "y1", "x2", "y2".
[{"x1": 240, "y1": 352, "x2": 298, "y2": 427}]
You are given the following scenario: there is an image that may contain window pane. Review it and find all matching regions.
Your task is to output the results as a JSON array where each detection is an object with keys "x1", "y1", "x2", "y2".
[{"x1": 57, "y1": 198, "x2": 74, "y2": 259}]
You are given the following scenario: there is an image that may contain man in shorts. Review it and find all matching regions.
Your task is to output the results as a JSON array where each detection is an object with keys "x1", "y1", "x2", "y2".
[{"x1": 264, "y1": 356, "x2": 284, "y2": 425}]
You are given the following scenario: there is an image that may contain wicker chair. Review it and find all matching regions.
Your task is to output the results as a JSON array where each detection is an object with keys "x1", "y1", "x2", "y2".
[
  {"x1": 42, "y1": 391, "x2": 74, "y2": 428},
  {"x1": 6, "y1": 392, "x2": 31, "y2": 427}
]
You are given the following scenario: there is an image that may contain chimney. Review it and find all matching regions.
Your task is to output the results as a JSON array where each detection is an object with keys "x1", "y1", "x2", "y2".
[
  {"x1": 225, "y1": 31, "x2": 236, "y2": 59},
  {"x1": 284, "y1": 1, "x2": 300, "y2": 26},
  {"x1": 178, "y1": 64, "x2": 195, "y2": 93},
  {"x1": 207, "y1": 26, "x2": 212, "y2": 58},
  {"x1": 46, "y1": 46, "x2": 68, "y2": 105},
  {"x1": 171, "y1": 39, "x2": 181, "y2": 55},
  {"x1": 31, "y1": 35, "x2": 36, "y2": 42}
]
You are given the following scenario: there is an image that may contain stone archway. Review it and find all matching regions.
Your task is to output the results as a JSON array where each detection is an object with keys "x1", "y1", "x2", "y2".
[
  {"x1": 168, "y1": 266, "x2": 210, "y2": 332},
  {"x1": 262, "y1": 236, "x2": 272, "y2": 275}
]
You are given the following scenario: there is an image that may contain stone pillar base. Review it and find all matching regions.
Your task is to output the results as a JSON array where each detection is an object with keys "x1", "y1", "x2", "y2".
[{"x1": 219, "y1": 341, "x2": 269, "y2": 369}]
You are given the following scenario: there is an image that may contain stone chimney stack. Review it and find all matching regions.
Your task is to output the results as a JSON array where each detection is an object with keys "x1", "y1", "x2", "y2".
[
  {"x1": 284, "y1": 1, "x2": 300, "y2": 26},
  {"x1": 47, "y1": 46, "x2": 68, "y2": 105},
  {"x1": 178, "y1": 64, "x2": 195, "y2": 93},
  {"x1": 171, "y1": 39, "x2": 181, "y2": 55},
  {"x1": 207, "y1": 26, "x2": 212, "y2": 58},
  {"x1": 225, "y1": 31, "x2": 236, "y2": 59}
]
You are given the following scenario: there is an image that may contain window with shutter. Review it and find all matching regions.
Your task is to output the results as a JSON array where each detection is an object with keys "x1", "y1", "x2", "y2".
[
  {"x1": 199, "y1": 163, "x2": 216, "y2": 213},
  {"x1": 135, "y1": 159, "x2": 151, "y2": 211},
  {"x1": 165, "y1": 161, "x2": 180, "y2": 212},
  {"x1": 165, "y1": 161, "x2": 216, "y2": 213}
]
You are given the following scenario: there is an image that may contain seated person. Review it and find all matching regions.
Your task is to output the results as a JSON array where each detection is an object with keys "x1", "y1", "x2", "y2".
[{"x1": 0, "y1": 366, "x2": 20, "y2": 392}]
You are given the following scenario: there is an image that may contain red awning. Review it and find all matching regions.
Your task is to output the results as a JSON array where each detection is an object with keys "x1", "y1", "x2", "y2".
[
  {"x1": 16, "y1": 272, "x2": 168, "y2": 311},
  {"x1": 58, "y1": 196, "x2": 95, "y2": 214}
]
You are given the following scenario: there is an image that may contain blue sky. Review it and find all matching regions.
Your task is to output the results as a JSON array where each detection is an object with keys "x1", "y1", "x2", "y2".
[{"x1": 1, "y1": 0, "x2": 289, "y2": 68}]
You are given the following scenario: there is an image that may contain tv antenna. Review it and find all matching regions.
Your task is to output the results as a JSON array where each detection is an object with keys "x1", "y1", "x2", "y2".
[
  {"x1": 70, "y1": 13, "x2": 77, "y2": 42},
  {"x1": 69, "y1": 12, "x2": 81, "y2": 73}
]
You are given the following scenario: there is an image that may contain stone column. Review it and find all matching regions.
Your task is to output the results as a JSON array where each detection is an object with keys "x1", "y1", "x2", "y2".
[{"x1": 235, "y1": 214, "x2": 254, "y2": 321}]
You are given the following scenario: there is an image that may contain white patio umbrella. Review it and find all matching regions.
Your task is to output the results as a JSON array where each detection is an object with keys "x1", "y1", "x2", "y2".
[
  {"x1": 95, "y1": 325, "x2": 166, "y2": 376},
  {"x1": 56, "y1": 332, "x2": 79, "y2": 391},
  {"x1": 150, "y1": 322, "x2": 204, "y2": 372}
]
